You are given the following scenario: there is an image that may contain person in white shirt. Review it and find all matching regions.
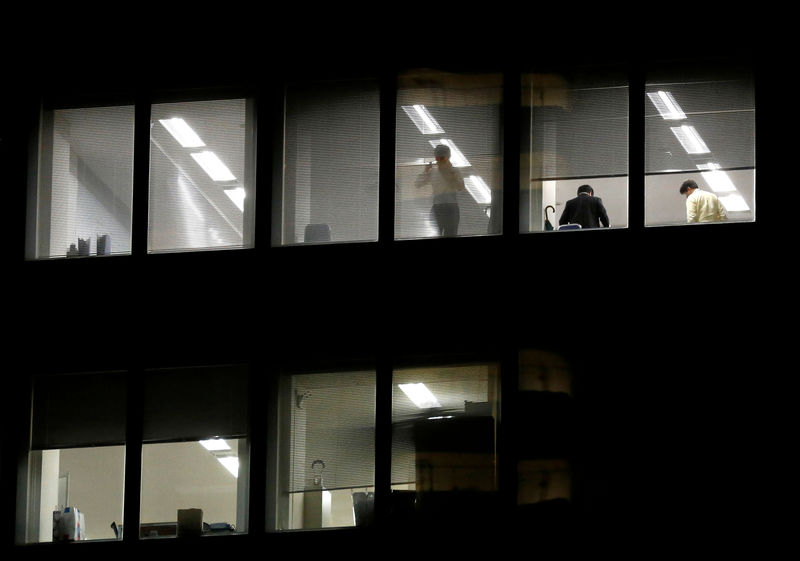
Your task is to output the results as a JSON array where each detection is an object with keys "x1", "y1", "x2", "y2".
[
  {"x1": 679, "y1": 179, "x2": 728, "y2": 223},
  {"x1": 416, "y1": 144, "x2": 466, "y2": 237}
]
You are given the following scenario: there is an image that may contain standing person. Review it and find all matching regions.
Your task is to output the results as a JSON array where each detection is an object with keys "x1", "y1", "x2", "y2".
[
  {"x1": 416, "y1": 144, "x2": 465, "y2": 237},
  {"x1": 679, "y1": 179, "x2": 728, "y2": 223},
  {"x1": 559, "y1": 184, "x2": 610, "y2": 229}
]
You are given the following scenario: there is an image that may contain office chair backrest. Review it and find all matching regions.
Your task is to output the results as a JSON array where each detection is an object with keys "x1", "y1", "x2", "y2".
[{"x1": 304, "y1": 223, "x2": 331, "y2": 242}]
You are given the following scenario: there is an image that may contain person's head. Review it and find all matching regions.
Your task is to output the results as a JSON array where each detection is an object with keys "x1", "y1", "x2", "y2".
[
  {"x1": 680, "y1": 179, "x2": 698, "y2": 197},
  {"x1": 433, "y1": 144, "x2": 451, "y2": 162},
  {"x1": 577, "y1": 184, "x2": 594, "y2": 196}
]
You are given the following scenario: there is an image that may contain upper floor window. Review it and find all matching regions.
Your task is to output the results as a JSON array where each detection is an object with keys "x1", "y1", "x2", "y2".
[
  {"x1": 520, "y1": 66, "x2": 629, "y2": 233},
  {"x1": 644, "y1": 64, "x2": 755, "y2": 226},
  {"x1": 274, "y1": 79, "x2": 380, "y2": 245},
  {"x1": 149, "y1": 98, "x2": 256, "y2": 253},
  {"x1": 28, "y1": 104, "x2": 135, "y2": 259},
  {"x1": 395, "y1": 69, "x2": 503, "y2": 239}
]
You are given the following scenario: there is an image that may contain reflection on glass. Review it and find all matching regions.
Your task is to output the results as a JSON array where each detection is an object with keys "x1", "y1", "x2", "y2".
[
  {"x1": 395, "y1": 70, "x2": 503, "y2": 239},
  {"x1": 645, "y1": 66, "x2": 755, "y2": 226},
  {"x1": 521, "y1": 69, "x2": 628, "y2": 232},
  {"x1": 271, "y1": 371, "x2": 376, "y2": 531},
  {"x1": 148, "y1": 98, "x2": 255, "y2": 253},
  {"x1": 140, "y1": 439, "x2": 246, "y2": 538},
  {"x1": 32, "y1": 105, "x2": 135, "y2": 259},
  {"x1": 26, "y1": 446, "x2": 126, "y2": 542},
  {"x1": 277, "y1": 80, "x2": 380, "y2": 245},
  {"x1": 391, "y1": 363, "x2": 499, "y2": 525},
  {"x1": 517, "y1": 351, "x2": 572, "y2": 515}
]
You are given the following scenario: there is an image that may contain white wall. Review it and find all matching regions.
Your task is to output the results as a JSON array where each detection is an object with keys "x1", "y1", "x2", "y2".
[
  {"x1": 645, "y1": 169, "x2": 755, "y2": 226},
  {"x1": 38, "y1": 450, "x2": 60, "y2": 542},
  {"x1": 140, "y1": 441, "x2": 240, "y2": 527},
  {"x1": 35, "y1": 442, "x2": 240, "y2": 541},
  {"x1": 553, "y1": 177, "x2": 628, "y2": 229},
  {"x1": 58, "y1": 446, "x2": 125, "y2": 540}
]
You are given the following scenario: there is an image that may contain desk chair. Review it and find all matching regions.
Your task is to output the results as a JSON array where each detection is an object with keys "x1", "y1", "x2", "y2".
[{"x1": 304, "y1": 223, "x2": 331, "y2": 242}]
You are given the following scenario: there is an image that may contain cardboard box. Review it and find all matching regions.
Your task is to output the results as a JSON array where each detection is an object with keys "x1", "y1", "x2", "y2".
[{"x1": 177, "y1": 508, "x2": 203, "y2": 538}]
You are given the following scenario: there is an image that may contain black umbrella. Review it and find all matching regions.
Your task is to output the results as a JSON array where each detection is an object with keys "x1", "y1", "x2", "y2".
[{"x1": 545, "y1": 205, "x2": 555, "y2": 231}]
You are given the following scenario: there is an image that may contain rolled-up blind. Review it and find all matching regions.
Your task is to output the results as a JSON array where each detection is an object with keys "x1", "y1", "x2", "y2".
[
  {"x1": 31, "y1": 371, "x2": 127, "y2": 450},
  {"x1": 142, "y1": 364, "x2": 248, "y2": 443}
]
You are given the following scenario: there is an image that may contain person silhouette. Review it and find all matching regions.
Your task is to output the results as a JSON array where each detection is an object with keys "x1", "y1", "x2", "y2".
[{"x1": 416, "y1": 144, "x2": 466, "y2": 237}]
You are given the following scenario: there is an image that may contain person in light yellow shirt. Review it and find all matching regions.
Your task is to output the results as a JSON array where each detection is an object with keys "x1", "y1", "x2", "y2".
[{"x1": 679, "y1": 179, "x2": 728, "y2": 223}]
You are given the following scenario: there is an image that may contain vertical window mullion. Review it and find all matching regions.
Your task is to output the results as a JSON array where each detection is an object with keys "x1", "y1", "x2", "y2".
[
  {"x1": 373, "y1": 352, "x2": 393, "y2": 527},
  {"x1": 378, "y1": 70, "x2": 397, "y2": 246},
  {"x1": 502, "y1": 68, "x2": 521, "y2": 239},
  {"x1": 246, "y1": 359, "x2": 267, "y2": 536},
  {"x1": 131, "y1": 95, "x2": 151, "y2": 257},
  {"x1": 122, "y1": 366, "x2": 144, "y2": 544},
  {"x1": 628, "y1": 60, "x2": 646, "y2": 230}
]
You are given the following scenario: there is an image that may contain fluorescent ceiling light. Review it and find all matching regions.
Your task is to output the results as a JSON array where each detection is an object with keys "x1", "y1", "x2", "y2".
[
  {"x1": 428, "y1": 139, "x2": 471, "y2": 167},
  {"x1": 647, "y1": 91, "x2": 686, "y2": 120},
  {"x1": 199, "y1": 439, "x2": 231, "y2": 451},
  {"x1": 217, "y1": 456, "x2": 239, "y2": 478},
  {"x1": 191, "y1": 151, "x2": 237, "y2": 182},
  {"x1": 465, "y1": 175, "x2": 492, "y2": 204},
  {"x1": 159, "y1": 118, "x2": 206, "y2": 147},
  {"x1": 697, "y1": 163, "x2": 737, "y2": 192},
  {"x1": 402, "y1": 105, "x2": 445, "y2": 134},
  {"x1": 224, "y1": 187, "x2": 246, "y2": 211},
  {"x1": 398, "y1": 383, "x2": 441, "y2": 409},
  {"x1": 719, "y1": 193, "x2": 750, "y2": 212},
  {"x1": 670, "y1": 125, "x2": 710, "y2": 154}
]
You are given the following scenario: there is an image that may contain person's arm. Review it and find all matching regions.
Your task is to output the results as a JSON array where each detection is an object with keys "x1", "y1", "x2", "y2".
[
  {"x1": 717, "y1": 199, "x2": 728, "y2": 221},
  {"x1": 559, "y1": 200, "x2": 572, "y2": 225},
  {"x1": 686, "y1": 195, "x2": 698, "y2": 223},
  {"x1": 597, "y1": 198, "x2": 610, "y2": 228},
  {"x1": 415, "y1": 164, "x2": 432, "y2": 188}
]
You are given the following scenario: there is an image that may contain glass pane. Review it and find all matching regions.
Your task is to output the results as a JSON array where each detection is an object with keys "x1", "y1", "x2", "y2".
[
  {"x1": 25, "y1": 446, "x2": 125, "y2": 542},
  {"x1": 521, "y1": 68, "x2": 628, "y2": 232},
  {"x1": 270, "y1": 370, "x2": 376, "y2": 531},
  {"x1": 276, "y1": 79, "x2": 379, "y2": 245},
  {"x1": 149, "y1": 98, "x2": 255, "y2": 253},
  {"x1": 395, "y1": 70, "x2": 503, "y2": 239},
  {"x1": 32, "y1": 105, "x2": 134, "y2": 259},
  {"x1": 645, "y1": 66, "x2": 755, "y2": 226},
  {"x1": 140, "y1": 438, "x2": 246, "y2": 538},
  {"x1": 391, "y1": 363, "x2": 499, "y2": 526},
  {"x1": 517, "y1": 351, "x2": 573, "y2": 520}
]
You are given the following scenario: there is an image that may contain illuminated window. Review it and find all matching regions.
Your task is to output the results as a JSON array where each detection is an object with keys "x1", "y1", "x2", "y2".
[
  {"x1": 24, "y1": 372, "x2": 127, "y2": 542},
  {"x1": 521, "y1": 67, "x2": 628, "y2": 232},
  {"x1": 276, "y1": 79, "x2": 380, "y2": 245},
  {"x1": 395, "y1": 70, "x2": 503, "y2": 239},
  {"x1": 645, "y1": 65, "x2": 755, "y2": 226},
  {"x1": 269, "y1": 370, "x2": 376, "y2": 530},
  {"x1": 149, "y1": 99, "x2": 255, "y2": 252},
  {"x1": 140, "y1": 365, "x2": 249, "y2": 538},
  {"x1": 29, "y1": 105, "x2": 134, "y2": 259}
]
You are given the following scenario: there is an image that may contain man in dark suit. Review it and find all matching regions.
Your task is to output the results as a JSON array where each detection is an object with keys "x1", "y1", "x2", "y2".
[{"x1": 558, "y1": 184, "x2": 610, "y2": 229}]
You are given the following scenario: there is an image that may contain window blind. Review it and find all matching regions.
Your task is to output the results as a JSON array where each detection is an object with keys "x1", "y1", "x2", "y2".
[
  {"x1": 31, "y1": 371, "x2": 127, "y2": 450},
  {"x1": 286, "y1": 371, "x2": 375, "y2": 492},
  {"x1": 530, "y1": 80, "x2": 629, "y2": 181},
  {"x1": 281, "y1": 80, "x2": 380, "y2": 245},
  {"x1": 394, "y1": 70, "x2": 503, "y2": 239},
  {"x1": 142, "y1": 365, "x2": 248, "y2": 443}
]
